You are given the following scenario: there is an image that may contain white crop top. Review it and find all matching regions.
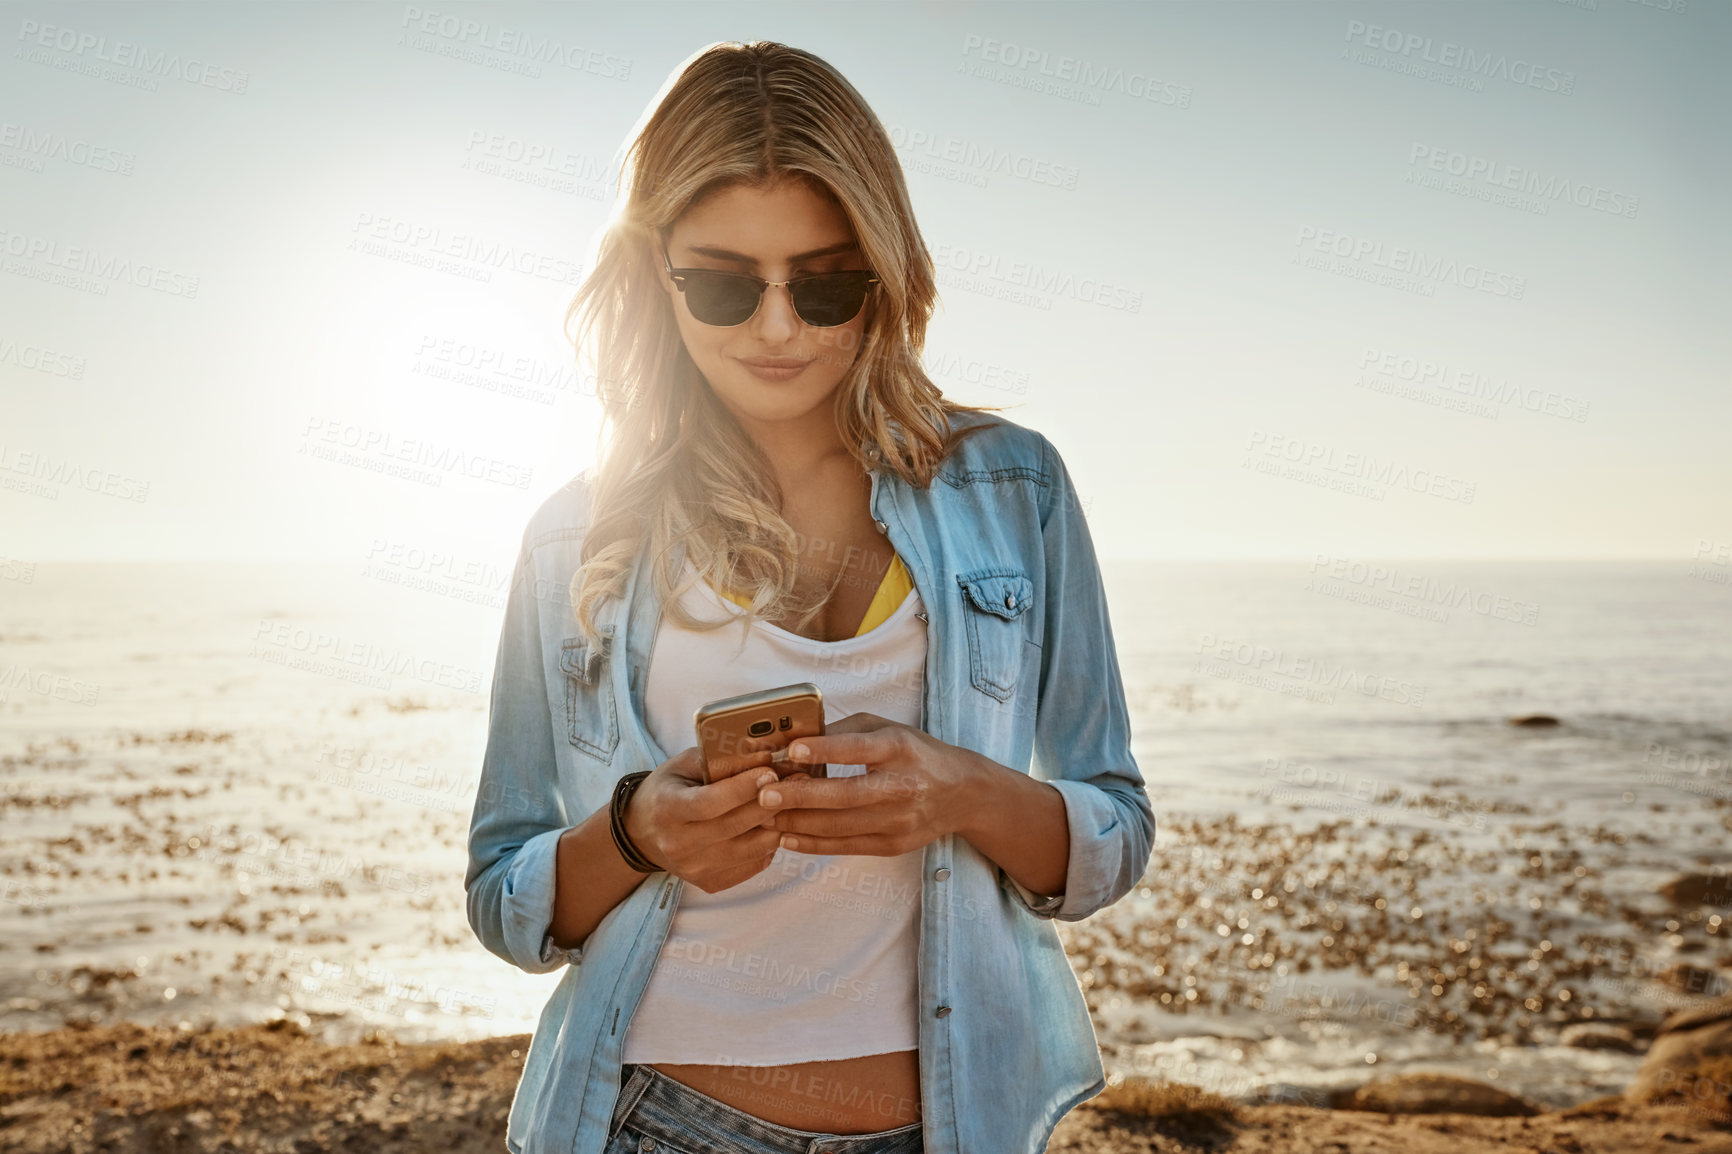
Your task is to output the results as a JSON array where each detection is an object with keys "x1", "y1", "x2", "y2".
[{"x1": 622, "y1": 563, "x2": 927, "y2": 1065}]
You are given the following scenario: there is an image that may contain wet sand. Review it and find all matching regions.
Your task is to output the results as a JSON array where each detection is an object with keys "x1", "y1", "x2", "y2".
[{"x1": 2, "y1": 1020, "x2": 1729, "y2": 1153}]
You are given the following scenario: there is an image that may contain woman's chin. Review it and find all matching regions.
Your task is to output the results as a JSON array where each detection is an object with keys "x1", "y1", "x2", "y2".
[{"x1": 710, "y1": 379, "x2": 839, "y2": 426}]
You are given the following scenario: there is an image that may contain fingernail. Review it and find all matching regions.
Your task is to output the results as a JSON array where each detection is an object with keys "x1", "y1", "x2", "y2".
[
  {"x1": 780, "y1": 835, "x2": 797, "y2": 850},
  {"x1": 790, "y1": 743, "x2": 809, "y2": 760},
  {"x1": 762, "y1": 790, "x2": 781, "y2": 806},
  {"x1": 757, "y1": 771, "x2": 777, "y2": 788}
]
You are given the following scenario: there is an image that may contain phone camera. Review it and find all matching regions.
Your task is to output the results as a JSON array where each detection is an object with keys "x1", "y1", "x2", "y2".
[
  {"x1": 778, "y1": 715, "x2": 792, "y2": 731},
  {"x1": 748, "y1": 719, "x2": 774, "y2": 737}
]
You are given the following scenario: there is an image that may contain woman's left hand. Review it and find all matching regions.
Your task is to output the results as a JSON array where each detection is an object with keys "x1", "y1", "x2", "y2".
[{"x1": 756, "y1": 712, "x2": 981, "y2": 855}]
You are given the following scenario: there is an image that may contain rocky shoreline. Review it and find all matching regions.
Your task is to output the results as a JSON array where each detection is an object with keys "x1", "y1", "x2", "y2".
[{"x1": 2, "y1": 1008, "x2": 1728, "y2": 1154}]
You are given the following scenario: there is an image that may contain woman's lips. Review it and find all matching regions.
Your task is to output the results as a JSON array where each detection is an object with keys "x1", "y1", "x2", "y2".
[{"x1": 737, "y1": 357, "x2": 812, "y2": 382}]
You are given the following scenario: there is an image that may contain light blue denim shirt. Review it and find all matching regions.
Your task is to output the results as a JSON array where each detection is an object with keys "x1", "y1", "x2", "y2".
[{"x1": 465, "y1": 410, "x2": 1156, "y2": 1154}]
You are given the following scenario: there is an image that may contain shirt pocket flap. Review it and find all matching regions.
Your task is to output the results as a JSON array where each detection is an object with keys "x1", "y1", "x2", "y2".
[
  {"x1": 958, "y1": 571, "x2": 1034, "y2": 620},
  {"x1": 558, "y1": 635, "x2": 605, "y2": 686}
]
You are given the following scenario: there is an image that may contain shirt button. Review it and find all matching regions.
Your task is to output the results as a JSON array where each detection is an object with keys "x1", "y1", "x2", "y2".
[
  {"x1": 935, "y1": 1005, "x2": 951, "y2": 1018},
  {"x1": 873, "y1": 519, "x2": 888, "y2": 534},
  {"x1": 638, "y1": 1138, "x2": 655, "y2": 1152},
  {"x1": 934, "y1": 867, "x2": 950, "y2": 881},
  {"x1": 1003, "y1": 591, "x2": 1015, "y2": 610}
]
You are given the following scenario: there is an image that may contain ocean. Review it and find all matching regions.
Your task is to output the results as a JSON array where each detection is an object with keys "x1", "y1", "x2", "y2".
[{"x1": 1, "y1": 558, "x2": 1727, "y2": 1108}]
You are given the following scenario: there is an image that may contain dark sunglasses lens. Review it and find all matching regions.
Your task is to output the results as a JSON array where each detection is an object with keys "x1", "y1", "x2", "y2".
[
  {"x1": 682, "y1": 272, "x2": 761, "y2": 326},
  {"x1": 789, "y1": 274, "x2": 872, "y2": 327}
]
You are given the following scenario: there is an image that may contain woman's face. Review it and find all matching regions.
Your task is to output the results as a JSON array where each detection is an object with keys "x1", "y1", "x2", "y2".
[{"x1": 660, "y1": 177, "x2": 872, "y2": 432}]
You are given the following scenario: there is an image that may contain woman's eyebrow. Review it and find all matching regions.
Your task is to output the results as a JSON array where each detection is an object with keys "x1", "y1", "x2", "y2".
[{"x1": 685, "y1": 240, "x2": 860, "y2": 265}]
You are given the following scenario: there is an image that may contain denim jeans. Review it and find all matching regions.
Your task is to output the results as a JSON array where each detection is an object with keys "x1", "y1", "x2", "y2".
[{"x1": 604, "y1": 1063, "x2": 925, "y2": 1154}]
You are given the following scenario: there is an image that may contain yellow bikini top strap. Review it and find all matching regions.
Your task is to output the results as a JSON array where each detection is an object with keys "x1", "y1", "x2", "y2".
[{"x1": 853, "y1": 553, "x2": 913, "y2": 636}]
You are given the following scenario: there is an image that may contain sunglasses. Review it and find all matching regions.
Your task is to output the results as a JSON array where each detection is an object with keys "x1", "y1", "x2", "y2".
[{"x1": 663, "y1": 248, "x2": 879, "y2": 327}]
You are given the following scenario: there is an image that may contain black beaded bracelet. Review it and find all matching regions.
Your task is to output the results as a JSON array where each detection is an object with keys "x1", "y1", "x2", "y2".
[{"x1": 609, "y1": 771, "x2": 661, "y2": 873}]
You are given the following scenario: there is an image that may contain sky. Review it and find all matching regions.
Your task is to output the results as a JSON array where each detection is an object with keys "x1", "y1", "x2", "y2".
[{"x1": 2, "y1": 0, "x2": 1727, "y2": 564}]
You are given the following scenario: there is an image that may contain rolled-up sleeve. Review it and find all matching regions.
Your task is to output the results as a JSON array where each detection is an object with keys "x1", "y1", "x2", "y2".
[
  {"x1": 464, "y1": 531, "x2": 581, "y2": 973},
  {"x1": 1012, "y1": 433, "x2": 1156, "y2": 922}
]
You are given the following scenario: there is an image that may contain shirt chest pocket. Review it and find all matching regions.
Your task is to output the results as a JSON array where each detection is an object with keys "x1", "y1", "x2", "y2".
[
  {"x1": 956, "y1": 568, "x2": 1036, "y2": 702},
  {"x1": 559, "y1": 626, "x2": 619, "y2": 765}
]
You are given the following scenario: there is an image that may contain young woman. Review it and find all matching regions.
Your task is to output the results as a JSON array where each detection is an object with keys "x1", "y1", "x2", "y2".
[{"x1": 466, "y1": 41, "x2": 1154, "y2": 1154}]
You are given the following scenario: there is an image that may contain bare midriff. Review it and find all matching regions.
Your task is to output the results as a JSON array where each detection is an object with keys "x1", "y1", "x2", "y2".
[{"x1": 648, "y1": 1048, "x2": 921, "y2": 1134}]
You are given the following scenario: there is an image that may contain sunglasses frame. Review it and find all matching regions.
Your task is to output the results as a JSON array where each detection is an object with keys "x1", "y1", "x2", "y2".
[{"x1": 661, "y1": 247, "x2": 880, "y2": 328}]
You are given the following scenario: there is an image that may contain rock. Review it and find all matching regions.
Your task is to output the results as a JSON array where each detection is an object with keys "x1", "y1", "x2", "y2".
[
  {"x1": 1559, "y1": 1023, "x2": 1642, "y2": 1053},
  {"x1": 1092, "y1": 1075, "x2": 1238, "y2": 1142},
  {"x1": 1556, "y1": 1094, "x2": 1626, "y2": 1119},
  {"x1": 1657, "y1": 872, "x2": 1732, "y2": 907},
  {"x1": 1507, "y1": 714, "x2": 1560, "y2": 727},
  {"x1": 1655, "y1": 993, "x2": 1732, "y2": 1038},
  {"x1": 1328, "y1": 1073, "x2": 1542, "y2": 1116},
  {"x1": 1626, "y1": 993, "x2": 1732, "y2": 1114}
]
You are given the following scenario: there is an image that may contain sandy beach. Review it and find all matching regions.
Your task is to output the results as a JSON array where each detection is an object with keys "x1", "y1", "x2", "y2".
[{"x1": 2, "y1": 1019, "x2": 1729, "y2": 1154}]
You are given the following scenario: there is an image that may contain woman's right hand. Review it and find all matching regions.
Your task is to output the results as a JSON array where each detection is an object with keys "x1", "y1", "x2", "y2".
[{"x1": 622, "y1": 746, "x2": 789, "y2": 894}]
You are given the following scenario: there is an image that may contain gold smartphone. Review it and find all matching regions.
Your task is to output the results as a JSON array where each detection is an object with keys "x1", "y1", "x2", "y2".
[{"x1": 694, "y1": 682, "x2": 828, "y2": 785}]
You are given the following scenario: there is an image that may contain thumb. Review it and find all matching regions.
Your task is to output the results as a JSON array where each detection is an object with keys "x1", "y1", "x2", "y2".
[
  {"x1": 664, "y1": 747, "x2": 708, "y2": 785},
  {"x1": 731, "y1": 758, "x2": 780, "y2": 803},
  {"x1": 822, "y1": 712, "x2": 893, "y2": 735}
]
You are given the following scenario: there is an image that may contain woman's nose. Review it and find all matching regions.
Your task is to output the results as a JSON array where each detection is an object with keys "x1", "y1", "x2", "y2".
[{"x1": 752, "y1": 281, "x2": 802, "y2": 339}]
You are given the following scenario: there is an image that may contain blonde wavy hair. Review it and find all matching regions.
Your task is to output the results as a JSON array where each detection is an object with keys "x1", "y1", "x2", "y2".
[{"x1": 564, "y1": 40, "x2": 1002, "y2": 650}]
